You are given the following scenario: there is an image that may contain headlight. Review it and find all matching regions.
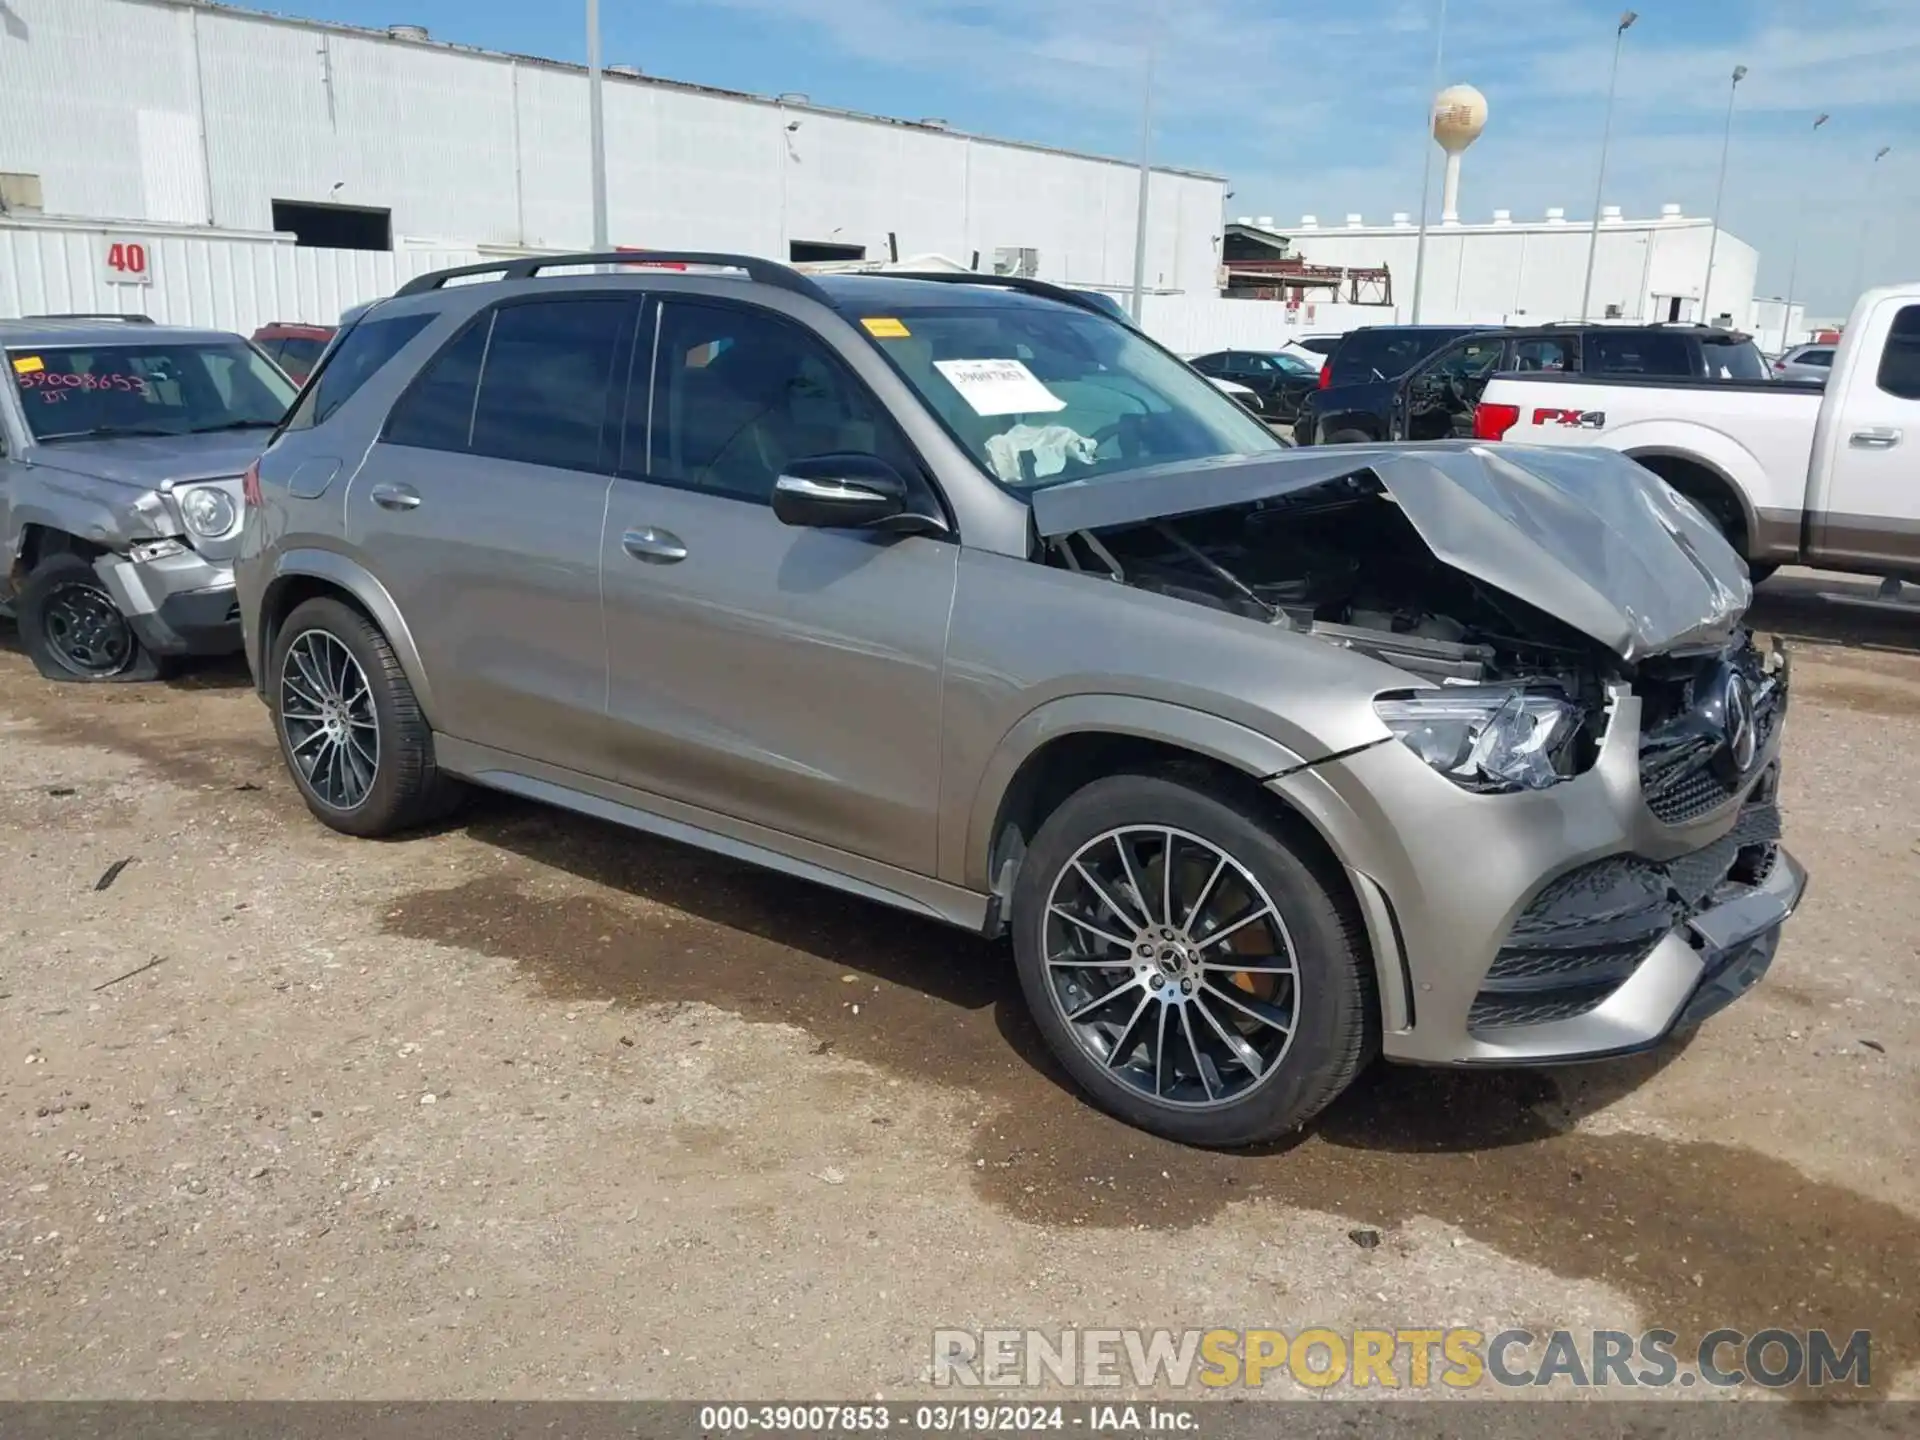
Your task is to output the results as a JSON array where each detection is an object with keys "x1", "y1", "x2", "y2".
[
  {"x1": 1374, "y1": 688, "x2": 1583, "y2": 792},
  {"x1": 179, "y1": 485, "x2": 238, "y2": 538}
]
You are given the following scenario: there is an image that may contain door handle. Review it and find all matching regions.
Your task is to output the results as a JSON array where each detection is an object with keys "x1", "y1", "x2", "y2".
[
  {"x1": 622, "y1": 526, "x2": 688, "y2": 564},
  {"x1": 370, "y1": 482, "x2": 422, "y2": 511},
  {"x1": 1850, "y1": 427, "x2": 1903, "y2": 449}
]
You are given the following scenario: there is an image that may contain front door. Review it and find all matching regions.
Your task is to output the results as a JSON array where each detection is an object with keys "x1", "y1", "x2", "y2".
[
  {"x1": 1812, "y1": 297, "x2": 1920, "y2": 574},
  {"x1": 598, "y1": 296, "x2": 955, "y2": 874},
  {"x1": 345, "y1": 294, "x2": 637, "y2": 772},
  {"x1": 1395, "y1": 334, "x2": 1507, "y2": 440}
]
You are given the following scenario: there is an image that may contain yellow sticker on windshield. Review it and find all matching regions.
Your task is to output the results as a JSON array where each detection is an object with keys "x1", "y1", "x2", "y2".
[
  {"x1": 12, "y1": 355, "x2": 44, "y2": 374},
  {"x1": 861, "y1": 317, "x2": 910, "y2": 338}
]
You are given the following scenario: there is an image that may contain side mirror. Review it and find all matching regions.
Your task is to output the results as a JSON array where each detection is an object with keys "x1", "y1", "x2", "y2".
[{"x1": 772, "y1": 454, "x2": 916, "y2": 531}]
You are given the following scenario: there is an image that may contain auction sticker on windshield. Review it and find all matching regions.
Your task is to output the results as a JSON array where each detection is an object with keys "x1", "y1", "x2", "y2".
[
  {"x1": 860, "y1": 316, "x2": 911, "y2": 338},
  {"x1": 933, "y1": 357, "x2": 1067, "y2": 416},
  {"x1": 12, "y1": 354, "x2": 44, "y2": 374}
]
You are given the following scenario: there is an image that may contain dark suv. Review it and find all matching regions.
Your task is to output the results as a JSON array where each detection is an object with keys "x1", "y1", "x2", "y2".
[{"x1": 1296, "y1": 323, "x2": 1770, "y2": 445}]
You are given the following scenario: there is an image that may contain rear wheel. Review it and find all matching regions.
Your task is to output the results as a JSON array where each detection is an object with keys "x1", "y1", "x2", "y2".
[
  {"x1": 271, "y1": 596, "x2": 461, "y2": 837},
  {"x1": 17, "y1": 553, "x2": 162, "y2": 683},
  {"x1": 1010, "y1": 773, "x2": 1374, "y2": 1147}
]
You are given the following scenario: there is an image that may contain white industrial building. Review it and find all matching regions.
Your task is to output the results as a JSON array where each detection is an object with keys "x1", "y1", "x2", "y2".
[
  {"x1": 1252, "y1": 205, "x2": 1760, "y2": 332},
  {"x1": 0, "y1": 0, "x2": 1226, "y2": 326}
]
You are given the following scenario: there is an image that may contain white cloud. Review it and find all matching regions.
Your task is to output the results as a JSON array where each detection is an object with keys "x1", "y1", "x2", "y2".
[{"x1": 689, "y1": 0, "x2": 1916, "y2": 312}]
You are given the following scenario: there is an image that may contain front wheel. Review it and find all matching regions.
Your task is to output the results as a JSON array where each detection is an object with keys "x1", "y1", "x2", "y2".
[
  {"x1": 1323, "y1": 428, "x2": 1374, "y2": 445},
  {"x1": 17, "y1": 553, "x2": 163, "y2": 683},
  {"x1": 1010, "y1": 774, "x2": 1375, "y2": 1147},
  {"x1": 270, "y1": 596, "x2": 461, "y2": 837}
]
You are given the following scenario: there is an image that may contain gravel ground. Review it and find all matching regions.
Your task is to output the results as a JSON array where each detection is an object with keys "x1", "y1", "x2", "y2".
[{"x1": 0, "y1": 568, "x2": 1915, "y2": 1401}]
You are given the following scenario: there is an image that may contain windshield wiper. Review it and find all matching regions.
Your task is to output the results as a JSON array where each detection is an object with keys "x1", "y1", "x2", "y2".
[
  {"x1": 183, "y1": 419, "x2": 279, "y2": 434},
  {"x1": 36, "y1": 424, "x2": 185, "y2": 442}
]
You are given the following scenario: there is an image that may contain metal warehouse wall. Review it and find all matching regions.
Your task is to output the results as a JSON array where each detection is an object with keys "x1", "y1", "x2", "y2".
[
  {"x1": 1286, "y1": 218, "x2": 1760, "y2": 329},
  {"x1": 0, "y1": 0, "x2": 1226, "y2": 296},
  {"x1": 0, "y1": 216, "x2": 477, "y2": 329}
]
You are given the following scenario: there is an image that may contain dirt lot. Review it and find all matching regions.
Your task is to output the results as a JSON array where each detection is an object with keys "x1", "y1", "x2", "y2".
[{"x1": 1, "y1": 569, "x2": 1916, "y2": 1401}]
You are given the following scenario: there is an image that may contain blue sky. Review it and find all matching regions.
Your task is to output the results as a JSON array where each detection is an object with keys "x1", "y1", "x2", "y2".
[{"x1": 289, "y1": 0, "x2": 1913, "y2": 314}]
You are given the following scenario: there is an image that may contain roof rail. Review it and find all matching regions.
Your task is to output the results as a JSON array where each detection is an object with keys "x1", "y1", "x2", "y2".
[
  {"x1": 394, "y1": 251, "x2": 832, "y2": 305},
  {"x1": 22, "y1": 312, "x2": 156, "y2": 324},
  {"x1": 866, "y1": 270, "x2": 1118, "y2": 320}
]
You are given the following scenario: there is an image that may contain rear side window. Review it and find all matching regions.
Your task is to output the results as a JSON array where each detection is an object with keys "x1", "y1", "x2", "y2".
[
  {"x1": 1586, "y1": 331, "x2": 1694, "y2": 377},
  {"x1": 469, "y1": 299, "x2": 634, "y2": 471},
  {"x1": 1878, "y1": 306, "x2": 1920, "y2": 401},
  {"x1": 1331, "y1": 330, "x2": 1466, "y2": 384},
  {"x1": 284, "y1": 312, "x2": 433, "y2": 431},
  {"x1": 1703, "y1": 339, "x2": 1766, "y2": 380},
  {"x1": 1801, "y1": 349, "x2": 1834, "y2": 367},
  {"x1": 384, "y1": 315, "x2": 491, "y2": 451},
  {"x1": 276, "y1": 336, "x2": 327, "y2": 380},
  {"x1": 1512, "y1": 337, "x2": 1573, "y2": 372}
]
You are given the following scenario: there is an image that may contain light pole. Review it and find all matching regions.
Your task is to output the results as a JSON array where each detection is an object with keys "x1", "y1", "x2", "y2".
[
  {"x1": 1128, "y1": 0, "x2": 1162, "y2": 322},
  {"x1": 587, "y1": 0, "x2": 609, "y2": 249},
  {"x1": 1409, "y1": 0, "x2": 1448, "y2": 323},
  {"x1": 1852, "y1": 145, "x2": 1893, "y2": 307},
  {"x1": 1579, "y1": 10, "x2": 1638, "y2": 322},
  {"x1": 1778, "y1": 113, "x2": 1829, "y2": 351},
  {"x1": 1700, "y1": 63, "x2": 1746, "y2": 326}
]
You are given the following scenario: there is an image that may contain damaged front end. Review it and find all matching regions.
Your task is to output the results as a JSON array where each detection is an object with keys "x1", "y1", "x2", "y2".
[{"x1": 1031, "y1": 442, "x2": 1803, "y2": 1057}]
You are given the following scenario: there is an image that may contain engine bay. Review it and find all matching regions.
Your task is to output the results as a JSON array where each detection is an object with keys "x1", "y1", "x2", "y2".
[{"x1": 1043, "y1": 475, "x2": 1615, "y2": 697}]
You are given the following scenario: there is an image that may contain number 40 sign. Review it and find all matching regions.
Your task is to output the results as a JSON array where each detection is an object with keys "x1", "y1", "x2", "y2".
[{"x1": 101, "y1": 238, "x2": 154, "y2": 286}]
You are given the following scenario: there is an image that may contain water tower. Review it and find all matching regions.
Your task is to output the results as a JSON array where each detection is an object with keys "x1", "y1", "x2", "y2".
[{"x1": 1432, "y1": 84, "x2": 1488, "y2": 223}]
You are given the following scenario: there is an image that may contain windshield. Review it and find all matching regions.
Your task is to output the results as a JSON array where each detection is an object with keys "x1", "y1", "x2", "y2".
[
  {"x1": 1329, "y1": 328, "x2": 1473, "y2": 385},
  {"x1": 864, "y1": 303, "x2": 1280, "y2": 489},
  {"x1": 8, "y1": 340, "x2": 296, "y2": 442}
]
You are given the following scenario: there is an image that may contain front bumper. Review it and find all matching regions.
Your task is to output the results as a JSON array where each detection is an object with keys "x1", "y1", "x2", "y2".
[
  {"x1": 1268, "y1": 683, "x2": 1803, "y2": 1066},
  {"x1": 95, "y1": 547, "x2": 242, "y2": 657}
]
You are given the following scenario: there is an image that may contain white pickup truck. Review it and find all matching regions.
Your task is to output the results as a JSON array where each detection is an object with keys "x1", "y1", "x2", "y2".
[{"x1": 1474, "y1": 283, "x2": 1920, "y2": 583}]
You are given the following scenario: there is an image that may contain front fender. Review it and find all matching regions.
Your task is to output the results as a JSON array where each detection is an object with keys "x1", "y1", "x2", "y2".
[
  {"x1": 260, "y1": 548, "x2": 439, "y2": 723},
  {"x1": 6, "y1": 487, "x2": 166, "y2": 569},
  {"x1": 956, "y1": 694, "x2": 1313, "y2": 894}
]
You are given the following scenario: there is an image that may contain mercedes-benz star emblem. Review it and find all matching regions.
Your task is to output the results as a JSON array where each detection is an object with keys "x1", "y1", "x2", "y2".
[{"x1": 1723, "y1": 670, "x2": 1758, "y2": 775}]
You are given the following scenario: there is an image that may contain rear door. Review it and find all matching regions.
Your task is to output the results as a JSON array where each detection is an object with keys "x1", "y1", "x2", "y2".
[
  {"x1": 1810, "y1": 298, "x2": 1920, "y2": 573},
  {"x1": 597, "y1": 295, "x2": 955, "y2": 874},
  {"x1": 345, "y1": 294, "x2": 637, "y2": 772}
]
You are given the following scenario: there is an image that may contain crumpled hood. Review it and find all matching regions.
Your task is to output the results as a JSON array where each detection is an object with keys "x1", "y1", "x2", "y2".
[
  {"x1": 28, "y1": 431, "x2": 270, "y2": 490},
  {"x1": 1028, "y1": 440, "x2": 1750, "y2": 662}
]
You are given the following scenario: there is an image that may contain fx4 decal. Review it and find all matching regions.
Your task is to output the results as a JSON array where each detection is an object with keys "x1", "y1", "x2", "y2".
[{"x1": 1531, "y1": 407, "x2": 1606, "y2": 429}]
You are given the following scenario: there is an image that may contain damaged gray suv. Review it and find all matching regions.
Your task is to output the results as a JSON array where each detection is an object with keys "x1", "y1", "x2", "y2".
[{"x1": 235, "y1": 254, "x2": 1804, "y2": 1146}]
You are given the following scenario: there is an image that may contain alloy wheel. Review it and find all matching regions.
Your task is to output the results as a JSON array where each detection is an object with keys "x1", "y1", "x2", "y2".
[
  {"x1": 280, "y1": 630, "x2": 380, "y2": 811},
  {"x1": 1041, "y1": 826, "x2": 1300, "y2": 1110},
  {"x1": 41, "y1": 581, "x2": 135, "y2": 677}
]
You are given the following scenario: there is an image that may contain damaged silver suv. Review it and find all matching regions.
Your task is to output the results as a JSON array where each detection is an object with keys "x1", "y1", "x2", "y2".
[{"x1": 236, "y1": 254, "x2": 1804, "y2": 1146}]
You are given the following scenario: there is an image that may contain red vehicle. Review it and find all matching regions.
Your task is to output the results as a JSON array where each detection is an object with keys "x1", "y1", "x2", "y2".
[{"x1": 250, "y1": 321, "x2": 336, "y2": 384}]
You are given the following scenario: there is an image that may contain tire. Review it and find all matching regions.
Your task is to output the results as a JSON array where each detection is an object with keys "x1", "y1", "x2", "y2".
[
  {"x1": 1746, "y1": 562, "x2": 1779, "y2": 586},
  {"x1": 1010, "y1": 773, "x2": 1375, "y2": 1148},
  {"x1": 17, "y1": 553, "x2": 164, "y2": 683},
  {"x1": 270, "y1": 596, "x2": 461, "y2": 837},
  {"x1": 1323, "y1": 428, "x2": 1374, "y2": 445}
]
